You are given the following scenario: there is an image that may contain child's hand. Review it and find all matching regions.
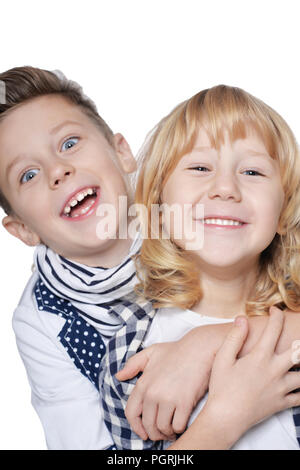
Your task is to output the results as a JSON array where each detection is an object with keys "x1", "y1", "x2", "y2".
[
  {"x1": 115, "y1": 327, "x2": 218, "y2": 441},
  {"x1": 202, "y1": 307, "x2": 300, "y2": 445}
]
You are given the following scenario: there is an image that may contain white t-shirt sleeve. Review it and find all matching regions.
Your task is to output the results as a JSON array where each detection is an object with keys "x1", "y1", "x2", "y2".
[{"x1": 12, "y1": 304, "x2": 113, "y2": 450}]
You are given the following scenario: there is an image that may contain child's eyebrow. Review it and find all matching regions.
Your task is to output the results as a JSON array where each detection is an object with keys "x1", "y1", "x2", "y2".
[
  {"x1": 49, "y1": 120, "x2": 82, "y2": 135},
  {"x1": 191, "y1": 146, "x2": 213, "y2": 153},
  {"x1": 241, "y1": 148, "x2": 270, "y2": 158},
  {"x1": 6, "y1": 155, "x2": 26, "y2": 179}
]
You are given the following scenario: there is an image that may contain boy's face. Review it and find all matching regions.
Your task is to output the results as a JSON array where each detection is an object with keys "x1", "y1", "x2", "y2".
[{"x1": 0, "y1": 95, "x2": 136, "y2": 266}]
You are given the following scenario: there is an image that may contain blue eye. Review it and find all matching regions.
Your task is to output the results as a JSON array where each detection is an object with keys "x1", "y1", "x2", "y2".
[
  {"x1": 190, "y1": 167, "x2": 210, "y2": 172},
  {"x1": 20, "y1": 169, "x2": 40, "y2": 184},
  {"x1": 61, "y1": 137, "x2": 79, "y2": 151},
  {"x1": 243, "y1": 170, "x2": 263, "y2": 176}
]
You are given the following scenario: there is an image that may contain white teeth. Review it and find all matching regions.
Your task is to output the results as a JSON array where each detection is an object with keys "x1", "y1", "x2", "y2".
[
  {"x1": 62, "y1": 187, "x2": 96, "y2": 215},
  {"x1": 77, "y1": 193, "x2": 85, "y2": 202},
  {"x1": 203, "y1": 218, "x2": 243, "y2": 226}
]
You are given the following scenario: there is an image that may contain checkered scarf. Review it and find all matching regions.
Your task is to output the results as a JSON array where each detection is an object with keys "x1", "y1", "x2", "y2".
[{"x1": 98, "y1": 295, "x2": 164, "y2": 450}]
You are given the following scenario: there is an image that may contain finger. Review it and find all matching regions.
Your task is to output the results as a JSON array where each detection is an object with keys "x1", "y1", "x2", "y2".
[
  {"x1": 156, "y1": 403, "x2": 177, "y2": 438},
  {"x1": 215, "y1": 316, "x2": 249, "y2": 367},
  {"x1": 115, "y1": 349, "x2": 150, "y2": 381},
  {"x1": 284, "y1": 390, "x2": 300, "y2": 408},
  {"x1": 142, "y1": 401, "x2": 169, "y2": 441},
  {"x1": 125, "y1": 394, "x2": 148, "y2": 440},
  {"x1": 256, "y1": 306, "x2": 284, "y2": 354},
  {"x1": 172, "y1": 403, "x2": 193, "y2": 435},
  {"x1": 125, "y1": 383, "x2": 145, "y2": 426},
  {"x1": 129, "y1": 415, "x2": 149, "y2": 440},
  {"x1": 282, "y1": 371, "x2": 300, "y2": 394},
  {"x1": 277, "y1": 345, "x2": 300, "y2": 373}
]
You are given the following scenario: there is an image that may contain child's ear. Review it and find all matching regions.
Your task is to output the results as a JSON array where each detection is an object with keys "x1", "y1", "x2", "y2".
[
  {"x1": 113, "y1": 133, "x2": 137, "y2": 174},
  {"x1": 2, "y1": 215, "x2": 41, "y2": 247}
]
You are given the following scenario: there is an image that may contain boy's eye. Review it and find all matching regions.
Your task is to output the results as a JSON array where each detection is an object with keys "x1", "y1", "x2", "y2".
[
  {"x1": 20, "y1": 168, "x2": 40, "y2": 184},
  {"x1": 61, "y1": 137, "x2": 79, "y2": 151}
]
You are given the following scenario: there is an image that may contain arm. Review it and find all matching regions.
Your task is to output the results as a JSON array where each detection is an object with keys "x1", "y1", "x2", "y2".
[
  {"x1": 168, "y1": 311, "x2": 300, "y2": 450},
  {"x1": 117, "y1": 306, "x2": 300, "y2": 440},
  {"x1": 116, "y1": 324, "x2": 217, "y2": 441},
  {"x1": 13, "y1": 306, "x2": 113, "y2": 450}
]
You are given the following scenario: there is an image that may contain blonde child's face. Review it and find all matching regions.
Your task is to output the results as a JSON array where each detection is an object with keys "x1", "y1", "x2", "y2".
[
  {"x1": 161, "y1": 126, "x2": 284, "y2": 271},
  {"x1": 0, "y1": 95, "x2": 136, "y2": 264}
]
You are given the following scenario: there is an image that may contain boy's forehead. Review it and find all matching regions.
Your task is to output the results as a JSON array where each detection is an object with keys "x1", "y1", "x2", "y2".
[
  {"x1": 0, "y1": 94, "x2": 87, "y2": 130},
  {"x1": 0, "y1": 95, "x2": 93, "y2": 157}
]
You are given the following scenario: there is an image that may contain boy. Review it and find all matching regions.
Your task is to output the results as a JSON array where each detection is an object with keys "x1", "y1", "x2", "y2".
[{"x1": 0, "y1": 66, "x2": 143, "y2": 449}]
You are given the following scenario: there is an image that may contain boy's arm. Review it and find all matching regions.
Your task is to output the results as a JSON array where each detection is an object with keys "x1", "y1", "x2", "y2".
[
  {"x1": 240, "y1": 308, "x2": 300, "y2": 356},
  {"x1": 117, "y1": 306, "x2": 300, "y2": 440},
  {"x1": 168, "y1": 311, "x2": 300, "y2": 450},
  {"x1": 13, "y1": 305, "x2": 113, "y2": 450},
  {"x1": 116, "y1": 324, "x2": 223, "y2": 441}
]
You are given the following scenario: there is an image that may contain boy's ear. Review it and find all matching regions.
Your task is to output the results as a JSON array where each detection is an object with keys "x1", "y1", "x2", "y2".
[
  {"x1": 113, "y1": 133, "x2": 137, "y2": 174},
  {"x1": 2, "y1": 215, "x2": 41, "y2": 247}
]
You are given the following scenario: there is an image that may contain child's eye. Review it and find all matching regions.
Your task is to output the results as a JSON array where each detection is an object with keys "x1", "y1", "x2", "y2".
[
  {"x1": 189, "y1": 166, "x2": 211, "y2": 172},
  {"x1": 243, "y1": 169, "x2": 264, "y2": 176},
  {"x1": 61, "y1": 137, "x2": 79, "y2": 152},
  {"x1": 20, "y1": 169, "x2": 40, "y2": 184}
]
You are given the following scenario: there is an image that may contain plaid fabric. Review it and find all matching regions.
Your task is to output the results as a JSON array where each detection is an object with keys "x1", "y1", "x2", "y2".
[
  {"x1": 100, "y1": 303, "x2": 300, "y2": 449},
  {"x1": 99, "y1": 295, "x2": 163, "y2": 450},
  {"x1": 293, "y1": 407, "x2": 300, "y2": 445},
  {"x1": 292, "y1": 367, "x2": 300, "y2": 446}
]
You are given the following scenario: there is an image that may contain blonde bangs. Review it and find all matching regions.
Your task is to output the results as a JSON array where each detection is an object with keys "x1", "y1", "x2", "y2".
[{"x1": 135, "y1": 85, "x2": 300, "y2": 315}]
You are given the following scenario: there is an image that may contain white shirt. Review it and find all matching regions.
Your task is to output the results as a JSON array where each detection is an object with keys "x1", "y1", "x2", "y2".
[
  {"x1": 14, "y1": 273, "x2": 299, "y2": 450},
  {"x1": 144, "y1": 307, "x2": 299, "y2": 450},
  {"x1": 13, "y1": 271, "x2": 114, "y2": 450}
]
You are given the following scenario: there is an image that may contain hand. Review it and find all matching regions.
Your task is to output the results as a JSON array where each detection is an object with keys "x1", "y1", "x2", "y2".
[
  {"x1": 115, "y1": 327, "x2": 217, "y2": 441},
  {"x1": 201, "y1": 307, "x2": 300, "y2": 446}
]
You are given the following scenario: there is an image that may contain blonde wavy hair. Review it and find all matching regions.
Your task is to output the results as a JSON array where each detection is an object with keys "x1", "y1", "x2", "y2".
[{"x1": 135, "y1": 85, "x2": 300, "y2": 316}]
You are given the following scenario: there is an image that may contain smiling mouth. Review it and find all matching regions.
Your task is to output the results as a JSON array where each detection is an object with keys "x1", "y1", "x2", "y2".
[
  {"x1": 199, "y1": 217, "x2": 246, "y2": 227},
  {"x1": 61, "y1": 187, "x2": 99, "y2": 219}
]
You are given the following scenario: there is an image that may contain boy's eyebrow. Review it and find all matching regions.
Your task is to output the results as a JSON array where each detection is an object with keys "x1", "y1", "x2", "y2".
[
  {"x1": 49, "y1": 120, "x2": 82, "y2": 135},
  {"x1": 6, "y1": 155, "x2": 26, "y2": 179},
  {"x1": 6, "y1": 121, "x2": 83, "y2": 178}
]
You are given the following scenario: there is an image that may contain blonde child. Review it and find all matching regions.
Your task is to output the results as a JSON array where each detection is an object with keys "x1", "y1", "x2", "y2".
[{"x1": 112, "y1": 85, "x2": 300, "y2": 449}]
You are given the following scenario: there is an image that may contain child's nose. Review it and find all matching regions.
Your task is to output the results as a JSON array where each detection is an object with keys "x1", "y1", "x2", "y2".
[
  {"x1": 48, "y1": 160, "x2": 75, "y2": 188},
  {"x1": 208, "y1": 172, "x2": 241, "y2": 202}
]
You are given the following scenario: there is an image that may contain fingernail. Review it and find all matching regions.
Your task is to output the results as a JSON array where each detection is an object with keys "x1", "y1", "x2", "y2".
[{"x1": 235, "y1": 317, "x2": 244, "y2": 327}]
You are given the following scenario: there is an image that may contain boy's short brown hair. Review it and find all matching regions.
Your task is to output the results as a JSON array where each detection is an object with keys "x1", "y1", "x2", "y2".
[{"x1": 0, "y1": 66, "x2": 114, "y2": 215}]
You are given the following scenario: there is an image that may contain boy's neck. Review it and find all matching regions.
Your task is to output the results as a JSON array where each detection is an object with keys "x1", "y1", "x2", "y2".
[
  {"x1": 192, "y1": 261, "x2": 258, "y2": 319},
  {"x1": 62, "y1": 236, "x2": 134, "y2": 269}
]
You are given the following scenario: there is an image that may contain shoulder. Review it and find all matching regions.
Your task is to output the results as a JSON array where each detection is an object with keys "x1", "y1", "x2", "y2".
[
  {"x1": 13, "y1": 271, "x2": 65, "y2": 341},
  {"x1": 144, "y1": 306, "x2": 198, "y2": 346}
]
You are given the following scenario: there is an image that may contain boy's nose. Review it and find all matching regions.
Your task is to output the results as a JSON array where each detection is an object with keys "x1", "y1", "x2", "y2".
[
  {"x1": 48, "y1": 161, "x2": 75, "y2": 188},
  {"x1": 208, "y1": 173, "x2": 241, "y2": 202}
]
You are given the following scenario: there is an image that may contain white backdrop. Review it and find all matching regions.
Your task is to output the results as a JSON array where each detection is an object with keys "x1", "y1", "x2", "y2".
[{"x1": 0, "y1": 0, "x2": 299, "y2": 450}]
